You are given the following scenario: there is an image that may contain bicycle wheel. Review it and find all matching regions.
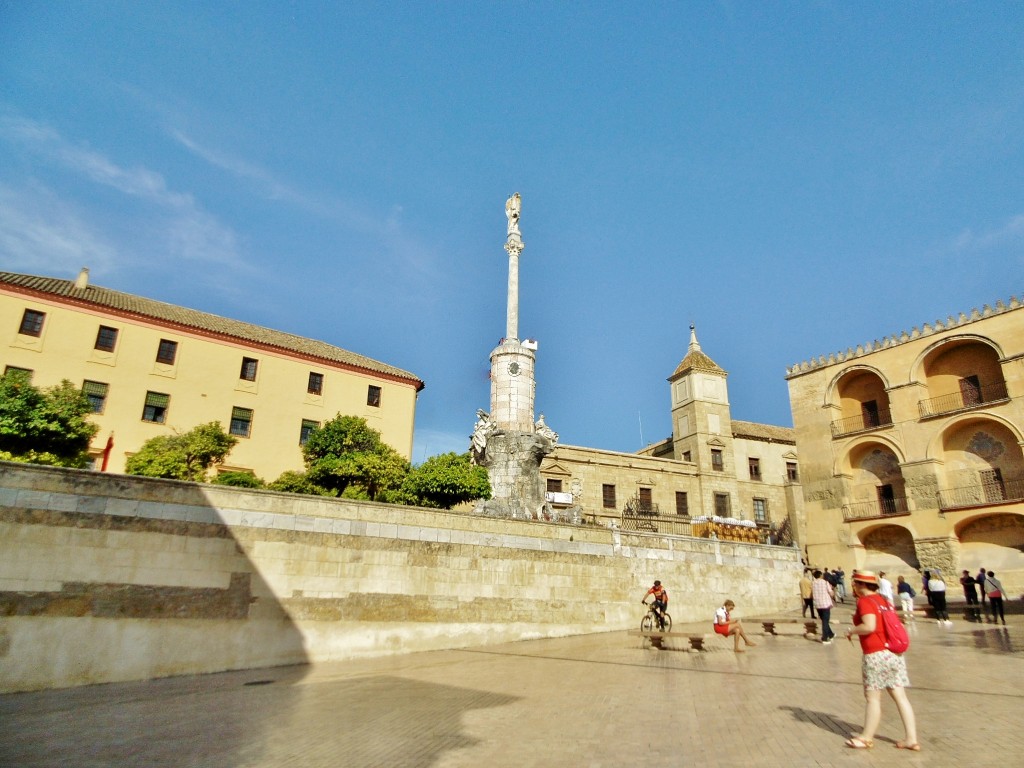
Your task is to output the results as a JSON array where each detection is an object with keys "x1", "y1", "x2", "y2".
[
  {"x1": 661, "y1": 613, "x2": 672, "y2": 633},
  {"x1": 640, "y1": 613, "x2": 654, "y2": 633}
]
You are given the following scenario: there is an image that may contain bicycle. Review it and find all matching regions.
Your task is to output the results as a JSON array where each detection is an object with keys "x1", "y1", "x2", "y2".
[{"x1": 640, "y1": 601, "x2": 672, "y2": 633}]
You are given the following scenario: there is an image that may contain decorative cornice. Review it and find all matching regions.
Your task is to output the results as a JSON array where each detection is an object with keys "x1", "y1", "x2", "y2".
[{"x1": 785, "y1": 295, "x2": 1024, "y2": 379}]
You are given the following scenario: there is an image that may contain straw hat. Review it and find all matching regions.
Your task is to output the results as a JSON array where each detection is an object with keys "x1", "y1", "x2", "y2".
[{"x1": 851, "y1": 570, "x2": 879, "y2": 586}]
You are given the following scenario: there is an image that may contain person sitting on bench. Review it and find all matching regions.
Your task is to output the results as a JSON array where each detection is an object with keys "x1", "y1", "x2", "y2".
[{"x1": 714, "y1": 599, "x2": 757, "y2": 653}]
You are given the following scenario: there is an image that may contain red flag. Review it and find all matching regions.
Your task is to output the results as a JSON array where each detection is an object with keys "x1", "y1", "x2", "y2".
[{"x1": 100, "y1": 433, "x2": 114, "y2": 472}]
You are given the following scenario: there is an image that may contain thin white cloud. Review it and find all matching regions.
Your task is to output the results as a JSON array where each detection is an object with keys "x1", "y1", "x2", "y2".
[
  {"x1": 169, "y1": 128, "x2": 435, "y2": 276},
  {"x1": 0, "y1": 182, "x2": 118, "y2": 275},
  {"x1": 0, "y1": 112, "x2": 252, "y2": 278},
  {"x1": 952, "y1": 213, "x2": 1024, "y2": 252}
]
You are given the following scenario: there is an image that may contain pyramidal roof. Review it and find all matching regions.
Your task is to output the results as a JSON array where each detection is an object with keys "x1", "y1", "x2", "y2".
[
  {"x1": 0, "y1": 270, "x2": 424, "y2": 389},
  {"x1": 669, "y1": 325, "x2": 726, "y2": 380}
]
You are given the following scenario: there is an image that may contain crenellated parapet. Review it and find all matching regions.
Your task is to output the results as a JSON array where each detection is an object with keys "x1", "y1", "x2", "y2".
[{"x1": 785, "y1": 295, "x2": 1023, "y2": 378}]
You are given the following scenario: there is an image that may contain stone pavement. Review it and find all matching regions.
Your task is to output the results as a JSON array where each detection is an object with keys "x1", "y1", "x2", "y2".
[{"x1": 2, "y1": 601, "x2": 1022, "y2": 768}]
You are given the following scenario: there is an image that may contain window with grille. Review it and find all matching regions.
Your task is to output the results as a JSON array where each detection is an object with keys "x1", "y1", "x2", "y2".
[
  {"x1": 230, "y1": 407, "x2": 253, "y2": 437},
  {"x1": 367, "y1": 385, "x2": 381, "y2": 407},
  {"x1": 240, "y1": 357, "x2": 258, "y2": 381},
  {"x1": 142, "y1": 391, "x2": 169, "y2": 423},
  {"x1": 714, "y1": 493, "x2": 730, "y2": 517},
  {"x1": 675, "y1": 491, "x2": 689, "y2": 516},
  {"x1": 749, "y1": 457, "x2": 761, "y2": 481},
  {"x1": 156, "y1": 339, "x2": 178, "y2": 365},
  {"x1": 639, "y1": 487, "x2": 653, "y2": 509},
  {"x1": 18, "y1": 309, "x2": 45, "y2": 337},
  {"x1": 711, "y1": 449, "x2": 724, "y2": 471},
  {"x1": 299, "y1": 419, "x2": 319, "y2": 445},
  {"x1": 307, "y1": 372, "x2": 323, "y2": 395},
  {"x1": 753, "y1": 498, "x2": 767, "y2": 523},
  {"x1": 602, "y1": 484, "x2": 616, "y2": 509},
  {"x1": 82, "y1": 381, "x2": 109, "y2": 414},
  {"x1": 94, "y1": 326, "x2": 119, "y2": 352}
]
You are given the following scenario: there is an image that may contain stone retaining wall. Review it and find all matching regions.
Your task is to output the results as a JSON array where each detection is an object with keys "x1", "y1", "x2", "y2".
[{"x1": 0, "y1": 463, "x2": 801, "y2": 692}]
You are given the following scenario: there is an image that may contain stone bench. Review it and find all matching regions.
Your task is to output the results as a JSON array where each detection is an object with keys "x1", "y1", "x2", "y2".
[
  {"x1": 628, "y1": 630, "x2": 708, "y2": 651},
  {"x1": 760, "y1": 619, "x2": 818, "y2": 636}
]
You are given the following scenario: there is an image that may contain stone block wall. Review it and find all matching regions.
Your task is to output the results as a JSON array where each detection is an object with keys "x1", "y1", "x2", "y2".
[{"x1": 0, "y1": 463, "x2": 801, "y2": 692}]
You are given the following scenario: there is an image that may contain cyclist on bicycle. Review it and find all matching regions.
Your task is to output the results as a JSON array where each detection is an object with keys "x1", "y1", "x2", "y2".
[{"x1": 642, "y1": 580, "x2": 669, "y2": 629}]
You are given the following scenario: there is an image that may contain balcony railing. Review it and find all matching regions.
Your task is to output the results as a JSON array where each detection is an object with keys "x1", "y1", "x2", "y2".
[
  {"x1": 918, "y1": 380, "x2": 1009, "y2": 418},
  {"x1": 938, "y1": 478, "x2": 1024, "y2": 511},
  {"x1": 842, "y1": 496, "x2": 910, "y2": 522},
  {"x1": 831, "y1": 409, "x2": 893, "y2": 438}
]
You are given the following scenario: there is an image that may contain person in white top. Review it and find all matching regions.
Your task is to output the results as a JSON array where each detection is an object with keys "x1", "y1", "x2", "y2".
[
  {"x1": 878, "y1": 572, "x2": 895, "y2": 607},
  {"x1": 713, "y1": 600, "x2": 757, "y2": 653},
  {"x1": 928, "y1": 571, "x2": 951, "y2": 625}
]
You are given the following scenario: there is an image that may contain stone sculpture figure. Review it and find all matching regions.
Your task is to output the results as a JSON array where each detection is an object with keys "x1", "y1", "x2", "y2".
[
  {"x1": 535, "y1": 413, "x2": 558, "y2": 445},
  {"x1": 470, "y1": 409, "x2": 497, "y2": 464},
  {"x1": 505, "y1": 192, "x2": 521, "y2": 236}
]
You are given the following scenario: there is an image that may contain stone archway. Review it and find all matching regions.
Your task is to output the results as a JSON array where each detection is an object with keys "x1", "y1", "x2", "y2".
[
  {"x1": 957, "y1": 514, "x2": 1024, "y2": 578},
  {"x1": 859, "y1": 525, "x2": 920, "y2": 572}
]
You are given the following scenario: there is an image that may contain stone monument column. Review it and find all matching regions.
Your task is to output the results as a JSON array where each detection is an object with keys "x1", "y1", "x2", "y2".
[{"x1": 470, "y1": 194, "x2": 575, "y2": 522}]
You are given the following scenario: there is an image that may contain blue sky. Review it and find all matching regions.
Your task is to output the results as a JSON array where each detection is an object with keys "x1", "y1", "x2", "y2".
[{"x1": 2, "y1": 3, "x2": 1023, "y2": 463}]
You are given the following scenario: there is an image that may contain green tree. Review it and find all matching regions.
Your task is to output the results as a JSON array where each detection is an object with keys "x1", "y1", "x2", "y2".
[
  {"x1": 125, "y1": 421, "x2": 237, "y2": 482},
  {"x1": 267, "y1": 470, "x2": 331, "y2": 496},
  {"x1": 0, "y1": 371, "x2": 99, "y2": 467},
  {"x1": 302, "y1": 415, "x2": 409, "y2": 500},
  {"x1": 403, "y1": 451, "x2": 491, "y2": 509},
  {"x1": 210, "y1": 471, "x2": 264, "y2": 488}
]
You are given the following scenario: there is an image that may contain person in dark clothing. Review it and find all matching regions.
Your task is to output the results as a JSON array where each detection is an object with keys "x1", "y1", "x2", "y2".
[{"x1": 960, "y1": 570, "x2": 979, "y2": 604}]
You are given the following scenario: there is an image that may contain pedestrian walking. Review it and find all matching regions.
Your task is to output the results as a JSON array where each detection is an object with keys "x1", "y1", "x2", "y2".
[
  {"x1": 896, "y1": 576, "x2": 916, "y2": 619},
  {"x1": 878, "y1": 572, "x2": 895, "y2": 607},
  {"x1": 812, "y1": 569, "x2": 836, "y2": 644},
  {"x1": 843, "y1": 570, "x2": 920, "y2": 752},
  {"x1": 835, "y1": 567, "x2": 847, "y2": 603},
  {"x1": 800, "y1": 569, "x2": 815, "y2": 618},
  {"x1": 985, "y1": 571, "x2": 1006, "y2": 625},
  {"x1": 928, "y1": 571, "x2": 951, "y2": 625}
]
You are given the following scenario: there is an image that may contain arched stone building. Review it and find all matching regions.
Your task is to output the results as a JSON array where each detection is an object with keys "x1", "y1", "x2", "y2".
[{"x1": 786, "y1": 299, "x2": 1024, "y2": 596}]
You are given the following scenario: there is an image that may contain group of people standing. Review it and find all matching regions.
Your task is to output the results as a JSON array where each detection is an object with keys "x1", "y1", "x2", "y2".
[
  {"x1": 802, "y1": 565, "x2": 1010, "y2": 628},
  {"x1": 956, "y1": 567, "x2": 1007, "y2": 624}
]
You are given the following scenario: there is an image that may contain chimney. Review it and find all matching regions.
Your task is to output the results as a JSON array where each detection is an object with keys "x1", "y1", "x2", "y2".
[{"x1": 74, "y1": 267, "x2": 89, "y2": 290}]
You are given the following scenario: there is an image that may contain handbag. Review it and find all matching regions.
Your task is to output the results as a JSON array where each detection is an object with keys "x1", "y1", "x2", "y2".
[{"x1": 987, "y1": 578, "x2": 1002, "y2": 599}]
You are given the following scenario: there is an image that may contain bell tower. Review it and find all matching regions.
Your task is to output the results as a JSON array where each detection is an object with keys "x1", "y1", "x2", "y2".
[{"x1": 669, "y1": 325, "x2": 735, "y2": 481}]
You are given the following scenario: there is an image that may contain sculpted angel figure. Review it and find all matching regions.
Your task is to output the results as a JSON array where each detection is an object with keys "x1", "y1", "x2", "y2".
[
  {"x1": 535, "y1": 413, "x2": 558, "y2": 444},
  {"x1": 505, "y1": 192, "x2": 521, "y2": 236},
  {"x1": 471, "y1": 409, "x2": 496, "y2": 462}
]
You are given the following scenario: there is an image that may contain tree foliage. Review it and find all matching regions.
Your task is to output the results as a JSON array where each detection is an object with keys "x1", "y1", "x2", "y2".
[
  {"x1": 402, "y1": 452, "x2": 491, "y2": 509},
  {"x1": 302, "y1": 415, "x2": 410, "y2": 501},
  {"x1": 0, "y1": 372, "x2": 99, "y2": 467},
  {"x1": 267, "y1": 470, "x2": 331, "y2": 496},
  {"x1": 210, "y1": 471, "x2": 264, "y2": 488},
  {"x1": 125, "y1": 421, "x2": 237, "y2": 482}
]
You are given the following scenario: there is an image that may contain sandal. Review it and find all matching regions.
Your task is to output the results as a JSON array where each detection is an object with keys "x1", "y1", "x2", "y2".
[
  {"x1": 844, "y1": 737, "x2": 874, "y2": 749},
  {"x1": 895, "y1": 742, "x2": 921, "y2": 751}
]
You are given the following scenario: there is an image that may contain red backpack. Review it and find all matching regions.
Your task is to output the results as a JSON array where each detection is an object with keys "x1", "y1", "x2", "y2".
[{"x1": 874, "y1": 595, "x2": 910, "y2": 654}]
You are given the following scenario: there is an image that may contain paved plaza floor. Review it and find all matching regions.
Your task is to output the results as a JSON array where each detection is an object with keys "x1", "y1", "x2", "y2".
[{"x1": 2, "y1": 601, "x2": 1022, "y2": 768}]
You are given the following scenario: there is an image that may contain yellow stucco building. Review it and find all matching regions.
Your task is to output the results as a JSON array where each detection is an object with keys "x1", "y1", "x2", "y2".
[
  {"x1": 0, "y1": 270, "x2": 424, "y2": 480},
  {"x1": 786, "y1": 296, "x2": 1024, "y2": 596},
  {"x1": 540, "y1": 327, "x2": 803, "y2": 544}
]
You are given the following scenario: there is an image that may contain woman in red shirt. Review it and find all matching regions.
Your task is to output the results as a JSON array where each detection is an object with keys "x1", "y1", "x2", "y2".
[{"x1": 843, "y1": 570, "x2": 919, "y2": 751}]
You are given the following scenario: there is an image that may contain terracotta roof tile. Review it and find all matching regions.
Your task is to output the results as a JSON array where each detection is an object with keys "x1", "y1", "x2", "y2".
[{"x1": 0, "y1": 272, "x2": 424, "y2": 388}]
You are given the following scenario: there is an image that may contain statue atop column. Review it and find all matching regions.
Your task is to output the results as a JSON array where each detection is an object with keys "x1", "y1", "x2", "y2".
[{"x1": 505, "y1": 192, "x2": 522, "y2": 236}]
